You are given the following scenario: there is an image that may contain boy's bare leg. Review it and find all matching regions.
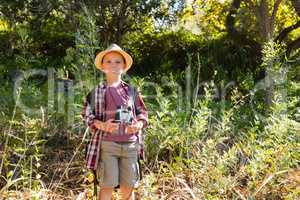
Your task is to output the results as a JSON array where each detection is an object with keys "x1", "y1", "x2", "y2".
[
  {"x1": 120, "y1": 185, "x2": 135, "y2": 200},
  {"x1": 99, "y1": 188, "x2": 113, "y2": 200}
]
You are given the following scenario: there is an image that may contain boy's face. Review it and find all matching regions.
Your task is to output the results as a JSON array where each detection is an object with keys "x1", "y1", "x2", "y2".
[{"x1": 101, "y1": 52, "x2": 126, "y2": 75}]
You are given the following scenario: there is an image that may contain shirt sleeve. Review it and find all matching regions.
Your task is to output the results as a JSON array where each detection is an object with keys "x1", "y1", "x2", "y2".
[
  {"x1": 134, "y1": 89, "x2": 148, "y2": 128},
  {"x1": 81, "y1": 93, "x2": 98, "y2": 132}
]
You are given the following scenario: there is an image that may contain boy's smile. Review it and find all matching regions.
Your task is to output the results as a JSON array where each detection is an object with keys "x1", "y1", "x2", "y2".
[{"x1": 101, "y1": 52, "x2": 126, "y2": 75}]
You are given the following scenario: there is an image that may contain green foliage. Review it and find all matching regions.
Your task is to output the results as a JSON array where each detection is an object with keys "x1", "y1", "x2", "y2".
[
  {"x1": 67, "y1": 5, "x2": 102, "y2": 88},
  {"x1": 138, "y1": 42, "x2": 299, "y2": 199},
  {"x1": 0, "y1": 115, "x2": 45, "y2": 192},
  {"x1": 125, "y1": 28, "x2": 210, "y2": 79}
]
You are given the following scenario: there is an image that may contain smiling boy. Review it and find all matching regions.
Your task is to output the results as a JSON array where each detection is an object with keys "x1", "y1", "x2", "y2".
[{"x1": 81, "y1": 44, "x2": 148, "y2": 200}]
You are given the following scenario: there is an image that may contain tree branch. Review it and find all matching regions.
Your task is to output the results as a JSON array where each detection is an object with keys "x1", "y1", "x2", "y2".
[
  {"x1": 271, "y1": 0, "x2": 283, "y2": 23},
  {"x1": 270, "y1": 0, "x2": 283, "y2": 34},
  {"x1": 275, "y1": 20, "x2": 300, "y2": 42}
]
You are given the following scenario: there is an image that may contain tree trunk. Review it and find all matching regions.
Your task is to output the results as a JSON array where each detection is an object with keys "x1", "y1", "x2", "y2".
[
  {"x1": 256, "y1": 0, "x2": 271, "y2": 41},
  {"x1": 256, "y1": 0, "x2": 282, "y2": 41}
]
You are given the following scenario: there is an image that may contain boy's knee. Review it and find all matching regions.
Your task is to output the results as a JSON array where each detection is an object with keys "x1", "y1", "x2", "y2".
[
  {"x1": 120, "y1": 185, "x2": 135, "y2": 200},
  {"x1": 99, "y1": 187, "x2": 114, "y2": 200}
]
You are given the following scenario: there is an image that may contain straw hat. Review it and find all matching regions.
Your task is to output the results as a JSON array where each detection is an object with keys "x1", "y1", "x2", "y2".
[{"x1": 94, "y1": 44, "x2": 133, "y2": 72}]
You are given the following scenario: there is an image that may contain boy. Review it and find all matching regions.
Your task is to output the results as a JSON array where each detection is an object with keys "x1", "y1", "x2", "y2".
[{"x1": 81, "y1": 44, "x2": 148, "y2": 200}]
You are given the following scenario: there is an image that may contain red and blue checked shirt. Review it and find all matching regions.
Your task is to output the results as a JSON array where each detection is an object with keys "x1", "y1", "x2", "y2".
[{"x1": 81, "y1": 81, "x2": 148, "y2": 170}]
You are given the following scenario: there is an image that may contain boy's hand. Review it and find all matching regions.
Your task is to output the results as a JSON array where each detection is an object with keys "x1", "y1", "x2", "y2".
[
  {"x1": 94, "y1": 119, "x2": 119, "y2": 134},
  {"x1": 126, "y1": 121, "x2": 143, "y2": 134}
]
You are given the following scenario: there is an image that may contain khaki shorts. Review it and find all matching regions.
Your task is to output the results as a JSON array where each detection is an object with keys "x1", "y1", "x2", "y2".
[{"x1": 97, "y1": 141, "x2": 140, "y2": 188}]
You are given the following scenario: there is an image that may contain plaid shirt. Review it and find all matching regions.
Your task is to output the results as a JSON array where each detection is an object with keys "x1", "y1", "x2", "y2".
[{"x1": 81, "y1": 81, "x2": 148, "y2": 170}]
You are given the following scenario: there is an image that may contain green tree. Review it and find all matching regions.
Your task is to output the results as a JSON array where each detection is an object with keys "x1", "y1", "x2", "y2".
[{"x1": 225, "y1": 0, "x2": 300, "y2": 56}]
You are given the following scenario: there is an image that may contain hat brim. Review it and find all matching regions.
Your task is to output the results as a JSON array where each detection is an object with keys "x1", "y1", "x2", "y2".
[{"x1": 94, "y1": 49, "x2": 133, "y2": 72}]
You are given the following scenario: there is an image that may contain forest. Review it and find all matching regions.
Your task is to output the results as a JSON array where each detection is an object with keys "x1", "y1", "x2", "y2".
[{"x1": 0, "y1": 0, "x2": 299, "y2": 199}]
